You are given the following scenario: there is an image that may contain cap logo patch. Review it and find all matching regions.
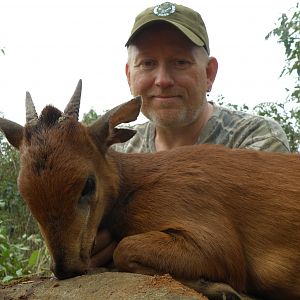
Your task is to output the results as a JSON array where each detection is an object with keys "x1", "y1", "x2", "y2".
[{"x1": 153, "y1": 2, "x2": 176, "y2": 17}]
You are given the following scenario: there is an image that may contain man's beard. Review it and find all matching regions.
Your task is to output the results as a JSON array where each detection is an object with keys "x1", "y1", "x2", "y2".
[{"x1": 143, "y1": 106, "x2": 202, "y2": 129}]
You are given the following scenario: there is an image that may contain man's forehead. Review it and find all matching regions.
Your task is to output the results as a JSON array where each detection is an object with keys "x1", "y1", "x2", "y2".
[{"x1": 127, "y1": 42, "x2": 202, "y2": 65}]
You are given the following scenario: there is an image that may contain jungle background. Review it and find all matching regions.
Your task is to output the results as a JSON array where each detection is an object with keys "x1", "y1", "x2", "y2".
[{"x1": 0, "y1": 2, "x2": 299, "y2": 283}]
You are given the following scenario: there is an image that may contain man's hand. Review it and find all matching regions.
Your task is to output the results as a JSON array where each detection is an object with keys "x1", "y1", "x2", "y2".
[{"x1": 90, "y1": 229, "x2": 117, "y2": 267}]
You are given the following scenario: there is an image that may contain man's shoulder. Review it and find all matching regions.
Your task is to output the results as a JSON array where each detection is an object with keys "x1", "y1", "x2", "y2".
[
  {"x1": 204, "y1": 103, "x2": 290, "y2": 152},
  {"x1": 213, "y1": 104, "x2": 282, "y2": 131}
]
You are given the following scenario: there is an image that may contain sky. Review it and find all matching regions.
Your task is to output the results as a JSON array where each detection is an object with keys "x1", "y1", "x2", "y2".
[{"x1": 0, "y1": 0, "x2": 297, "y2": 125}]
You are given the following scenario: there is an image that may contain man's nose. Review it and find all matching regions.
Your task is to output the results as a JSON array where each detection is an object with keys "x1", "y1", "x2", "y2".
[{"x1": 154, "y1": 65, "x2": 174, "y2": 88}]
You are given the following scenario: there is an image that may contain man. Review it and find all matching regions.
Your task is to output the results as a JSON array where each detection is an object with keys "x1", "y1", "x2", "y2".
[
  {"x1": 113, "y1": 2, "x2": 289, "y2": 153},
  {"x1": 91, "y1": 2, "x2": 289, "y2": 267}
]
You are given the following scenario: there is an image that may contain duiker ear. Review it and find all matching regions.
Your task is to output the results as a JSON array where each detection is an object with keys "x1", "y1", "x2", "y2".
[
  {"x1": 0, "y1": 118, "x2": 24, "y2": 149},
  {"x1": 89, "y1": 96, "x2": 141, "y2": 150}
]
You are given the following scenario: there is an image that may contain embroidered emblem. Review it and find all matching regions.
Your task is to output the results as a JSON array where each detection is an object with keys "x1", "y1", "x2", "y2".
[{"x1": 153, "y1": 2, "x2": 176, "y2": 17}]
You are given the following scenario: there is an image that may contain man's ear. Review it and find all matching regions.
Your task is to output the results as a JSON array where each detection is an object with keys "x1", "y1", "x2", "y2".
[
  {"x1": 125, "y1": 63, "x2": 131, "y2": 87},
  {"x1": 206, "y1": 57, "x2": 218, "y2": 91}
]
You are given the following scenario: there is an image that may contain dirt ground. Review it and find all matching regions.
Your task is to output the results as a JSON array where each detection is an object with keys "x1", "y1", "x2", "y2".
[{"x1": 0, "y1": 269, "x2": 208, "y2": 300}]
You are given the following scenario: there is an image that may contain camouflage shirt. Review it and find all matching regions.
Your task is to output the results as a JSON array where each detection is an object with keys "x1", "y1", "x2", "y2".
[{"x1": 112, "y1": 103, "x2": 290, "y2": 153}]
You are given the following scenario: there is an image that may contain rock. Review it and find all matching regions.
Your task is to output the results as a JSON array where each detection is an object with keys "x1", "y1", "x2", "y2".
[{"x1": 0, "y1": 270, "x2": 207, "y2": 300}]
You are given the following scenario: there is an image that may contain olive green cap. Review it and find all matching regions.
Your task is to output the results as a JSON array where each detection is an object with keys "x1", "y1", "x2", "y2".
[{"x1": 125, "y1": 2, "x2": 210, "y2": 54}]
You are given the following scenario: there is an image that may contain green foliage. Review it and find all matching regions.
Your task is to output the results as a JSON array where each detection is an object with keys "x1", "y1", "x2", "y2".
[
  {"x1": 82, "y1": 108, "x2": 99, "y2": 125},
  {"x1": 81, "y1": 108, "x2": 136, "y2": 128},
  {"x1": 218, "y1": 2, "x2": 300, "y2": 152},
  {"x1": 0, "y1": 221, "x2": 50, "y2": 283},
  {"x1": 217, "y1": 96, "x2": 300, "y2": 152},
  {"x1": 254, "y1": 101, "x2": 300, "y2": 152},
  {"x1": 0, "y1": 135, "x2": 32, "y2": 239},
  {"x1": 1, "y1": 48, "x2": 4, "y2": 55},
  {"x1": 0, "y1": 134, "x2": 50, "y2": 283},
  {"x1": 262, "y1": 2, "x2": 300, "y2": 151},
  {"x1": 0, "y1": 135, "x2": 20, "y2": 204},
  {"x1": 217, "y1": 96, "x2": 250, "y2": 112},
  {"x1": 265, "y1": 2, "x2": 300, "y2": 101}
]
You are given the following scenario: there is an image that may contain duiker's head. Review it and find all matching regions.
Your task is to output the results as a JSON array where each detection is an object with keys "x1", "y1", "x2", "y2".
[{"x1": 0, "y1": 80, "x2": 141, "y2": 279}]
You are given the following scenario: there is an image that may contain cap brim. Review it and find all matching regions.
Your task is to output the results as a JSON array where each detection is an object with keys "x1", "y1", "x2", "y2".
[{"x1": 125, "y1": 19, "x2": 205, "y2": 48}]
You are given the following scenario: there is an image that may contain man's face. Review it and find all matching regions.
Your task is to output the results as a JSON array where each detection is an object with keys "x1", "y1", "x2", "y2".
[{"x1": 126, "y1": 23, "x2": 214, "y2": 128}]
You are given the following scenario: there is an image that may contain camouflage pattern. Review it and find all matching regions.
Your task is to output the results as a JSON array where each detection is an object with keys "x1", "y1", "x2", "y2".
[{"x1": 112, "y1": 103, "x2": 290, "y2": 153}]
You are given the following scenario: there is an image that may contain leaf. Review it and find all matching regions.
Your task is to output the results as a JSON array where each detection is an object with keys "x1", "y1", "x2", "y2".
[
  {"x1": 28, "y1": 250, "x2": 39, "y2": 267},
  {"x1": 2, "y1": 275, "x2": 13, "y2": 282},
  {"x1": 265, "y1": 2, "x2": 300, "y2": 105},
  {"x1": 16, "y1": 268, "x2": 24, "y2": 276}
]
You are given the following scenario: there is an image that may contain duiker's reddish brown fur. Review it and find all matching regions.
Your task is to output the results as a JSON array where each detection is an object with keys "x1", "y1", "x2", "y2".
[{"x1": 0, "y1": 81, "x2": 299, "y2": 300}]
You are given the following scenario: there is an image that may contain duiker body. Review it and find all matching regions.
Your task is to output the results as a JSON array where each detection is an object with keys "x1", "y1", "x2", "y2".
[{"x1": 1, "y1": 81, "x2": 299, "y2": 300}]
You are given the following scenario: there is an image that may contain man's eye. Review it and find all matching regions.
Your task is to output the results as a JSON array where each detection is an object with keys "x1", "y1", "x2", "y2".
[
  {"x1": 174, "y1": 60, "x2": 190, "y2": 69},
  {"x1": 140, "y1": 60, "x2": 156, "y2": 70}
]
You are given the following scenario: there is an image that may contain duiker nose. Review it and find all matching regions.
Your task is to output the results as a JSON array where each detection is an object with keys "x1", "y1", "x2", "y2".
[{"x1": 51, "y1": 262, "x2": 85, "y2": 280}]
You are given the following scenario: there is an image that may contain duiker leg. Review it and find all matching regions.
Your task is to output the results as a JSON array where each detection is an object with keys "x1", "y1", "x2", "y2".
[{"x1": 113, "y1": 230, "x2": 247, "y2": 300}]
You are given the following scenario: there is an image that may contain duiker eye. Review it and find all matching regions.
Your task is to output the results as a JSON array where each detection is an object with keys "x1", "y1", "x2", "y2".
[{"x1": 78, "y1": 175, "x2": 96, "y2": 206}]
